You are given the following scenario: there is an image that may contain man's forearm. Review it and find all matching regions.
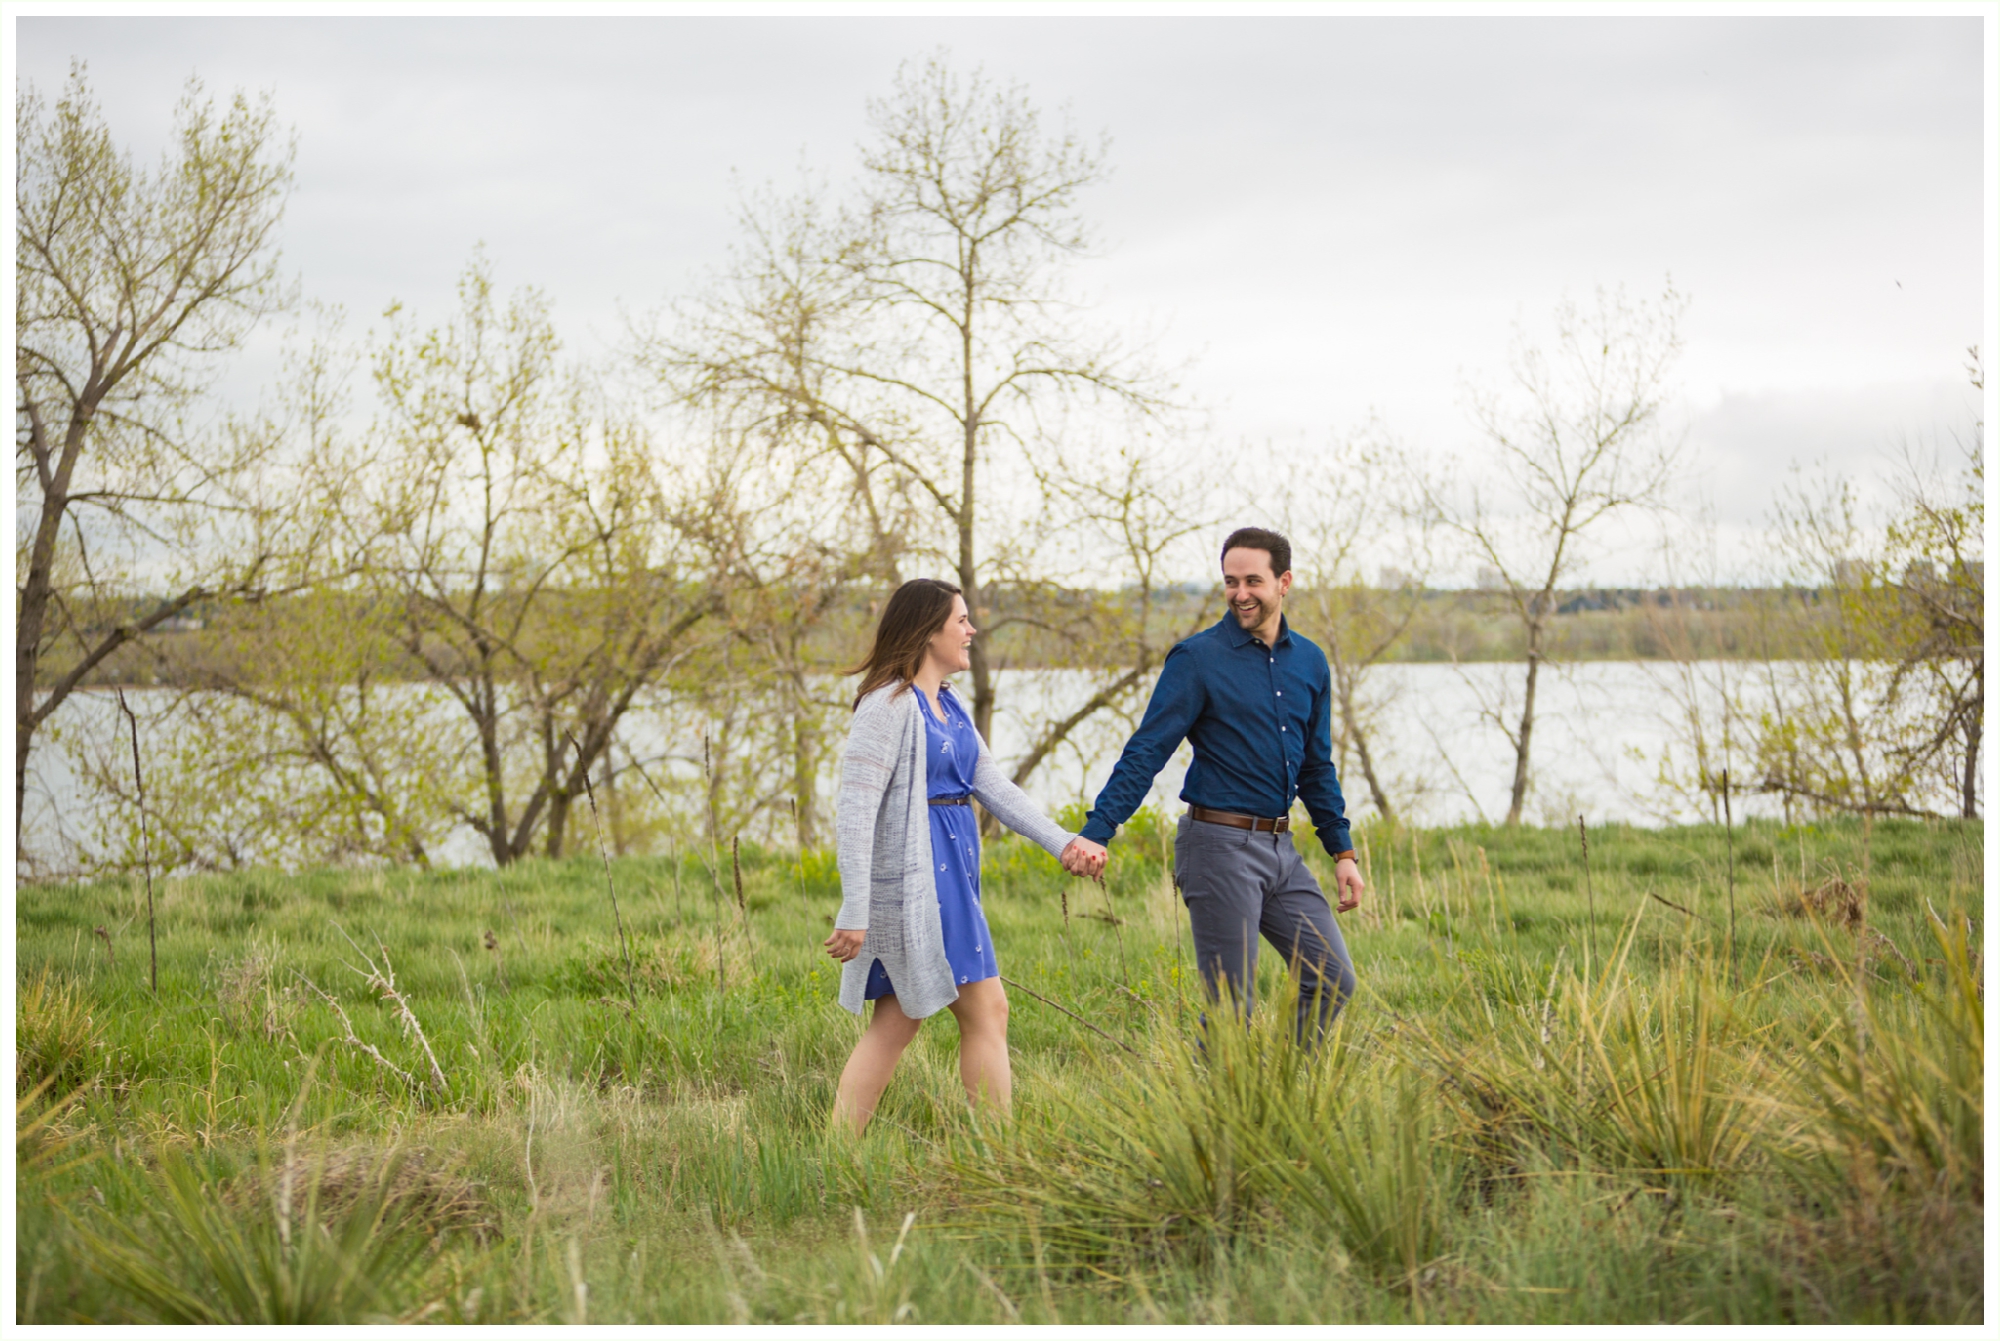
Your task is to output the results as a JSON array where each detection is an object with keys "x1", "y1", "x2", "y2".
[
  {"x1": 1080, "y1": 757, "x2": 1161, "y2": 844},
  {"x1": 1081, "y1": 650, "x2": 1200, "y2": 844},
  {"x1": 1298, "y1": 771, "x2": 1352, "y2": 860}
]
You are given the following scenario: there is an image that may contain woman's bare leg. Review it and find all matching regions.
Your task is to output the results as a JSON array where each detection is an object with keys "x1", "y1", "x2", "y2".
[
  {"x1": 945, "y1": 978, "x2": 1012, "y2": 1118},
  {"x1": 832, "y1": 995, "x2": 923, "y2": 1136}
]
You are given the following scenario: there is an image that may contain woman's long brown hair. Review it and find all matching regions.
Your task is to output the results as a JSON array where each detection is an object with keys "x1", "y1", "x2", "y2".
[{"x1": 850, "y1": 578, "x2": 963, "y2": 708}]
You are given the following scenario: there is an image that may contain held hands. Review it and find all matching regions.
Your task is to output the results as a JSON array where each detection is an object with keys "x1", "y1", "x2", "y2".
[
  {"x1": 1060, "y1": 837, "x2": 1108, "y2": 880},
  {"x1": 824, "y1": 928, "x2": 866, "y2": 963},
  {"x1": 1334, "y1": 856, "x2": 1366, "y2": 913}
]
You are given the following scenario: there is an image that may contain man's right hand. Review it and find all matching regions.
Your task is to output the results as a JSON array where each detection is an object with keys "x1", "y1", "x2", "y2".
[{"x1": 824, "y1": 928, "x2": 865, "y2": 962}]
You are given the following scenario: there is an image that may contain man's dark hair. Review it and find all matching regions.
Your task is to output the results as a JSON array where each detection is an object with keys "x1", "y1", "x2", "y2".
[{"x1": 1221, "y1": 526, "x2": 1292, "y2": 578}]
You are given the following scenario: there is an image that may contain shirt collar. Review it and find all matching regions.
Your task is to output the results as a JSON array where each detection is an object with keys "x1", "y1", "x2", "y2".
[{"x1": 1218, "y1": 612, "x2": 1293, "y2": 649}]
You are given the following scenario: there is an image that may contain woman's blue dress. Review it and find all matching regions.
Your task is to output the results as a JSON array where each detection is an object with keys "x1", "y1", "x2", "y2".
[{"x1": 864, "y1": 684, "x2": 999, "y2": 1000}]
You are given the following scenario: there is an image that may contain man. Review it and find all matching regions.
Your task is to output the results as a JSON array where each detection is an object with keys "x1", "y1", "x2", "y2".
[{"x1": 1063, "y1": 526, "x2": 1363, "y2": 1040}]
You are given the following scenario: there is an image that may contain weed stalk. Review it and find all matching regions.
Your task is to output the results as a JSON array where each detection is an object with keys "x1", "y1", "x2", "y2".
[
  {"x1": 1578, "y1": 815, "x2": 1596, "y2": 974},
  {"x1": 999, "y1": 975, "x2": 1140, "y2": 1058},
  {"x1": 114, "y1": 688, "x2": 157, "y2": 993},
  {"x1": 571, "y1": 734, "x2": 638, "y2": 1012},
  {"x1": 704, "y1": 734, "x2": 726, "y2": 996},
  {"x1": 732, "y1": 835, "x2": 747, "y2": 917},
  {"x1": 1722, "y1": 768, "x2": 1736, "y2": 984},
  {"x1": 1098, "y1": 874, "x2": 1131, "y2": 991}
]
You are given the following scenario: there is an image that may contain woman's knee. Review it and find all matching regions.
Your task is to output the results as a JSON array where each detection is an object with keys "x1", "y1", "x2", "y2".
[{"x1": 951, "y1": 980, "x2": 1009, "y2": 1036}]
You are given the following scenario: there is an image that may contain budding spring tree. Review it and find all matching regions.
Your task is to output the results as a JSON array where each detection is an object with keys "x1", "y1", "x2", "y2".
[
  {"x1": 657, "y1": 53, "x2": 1171, "y2": 756},
  {"x1": 15, "y1": 66, "x2": 295, "y2": 848}
]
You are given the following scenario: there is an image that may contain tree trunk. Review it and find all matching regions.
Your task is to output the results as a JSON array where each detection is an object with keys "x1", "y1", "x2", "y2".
[
  {"x1": 791, "y1": 674, "x2": 821, "y2": 849},
  {"x1": 476, "y1": 691, "x2": 514, "y2": 866},
  {"x1": 545, "y1": 794, "x2": 570, "y2": 859},
  {"x1": 1505, "y1": 649, "x2": 1542, "y2": 826},
  {"x1": 1346, "y1": 708, "x2": 1395, "y2": 824},
  {"x1": 14, "y1": 722, "x2": 33, "y2": 854},
  {"x1": 16, "y1": 415, "x2": 93, "y2": 841},
  {"x1": 1331, "y1": 661, "x2": 1395, "y2": 822}
]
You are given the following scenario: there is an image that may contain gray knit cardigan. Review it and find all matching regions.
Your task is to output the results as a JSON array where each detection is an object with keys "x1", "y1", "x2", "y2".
[{"x1": 834, "y1": 682, "x2": 1077, "y2": 1019}]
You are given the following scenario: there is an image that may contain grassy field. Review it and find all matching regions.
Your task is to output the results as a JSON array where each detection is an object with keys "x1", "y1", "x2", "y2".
[{"x1": 15, "y1": 812, "x2": 1984, "y2": 1323}]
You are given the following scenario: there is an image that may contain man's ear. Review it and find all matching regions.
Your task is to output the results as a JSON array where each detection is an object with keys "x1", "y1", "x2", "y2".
[{"x1": 1276, "y1": 570, "x2": 1294, "y2": 597}]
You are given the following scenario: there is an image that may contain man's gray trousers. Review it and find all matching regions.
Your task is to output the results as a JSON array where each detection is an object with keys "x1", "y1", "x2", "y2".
[{"x1": 1172, "y1": 814, "x2": 1357, "y2": 1041}]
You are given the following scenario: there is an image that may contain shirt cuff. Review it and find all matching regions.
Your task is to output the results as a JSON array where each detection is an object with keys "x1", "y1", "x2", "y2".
[{"x1": 1079, "y1": 815, "x2": 1117, "y2": 845}]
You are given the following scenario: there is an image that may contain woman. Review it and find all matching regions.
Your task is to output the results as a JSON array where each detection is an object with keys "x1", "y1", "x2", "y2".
[{"x1": 823, "y1": 578, "x2": 1107, "y2": 1135}]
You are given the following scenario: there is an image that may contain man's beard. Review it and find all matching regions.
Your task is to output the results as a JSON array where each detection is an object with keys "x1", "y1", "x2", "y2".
[{"x1": 1231, "y1": 598, "x2": 1266, "y2": 627}]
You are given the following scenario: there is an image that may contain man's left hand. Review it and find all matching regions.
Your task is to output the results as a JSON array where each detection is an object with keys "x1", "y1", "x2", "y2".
[
  {"x1": 1061, "y1": 837, "x2": 1108, "y2": 879},
  {"x1": 1334, "y1": 856, "x2": 1365, "y2": 913}
]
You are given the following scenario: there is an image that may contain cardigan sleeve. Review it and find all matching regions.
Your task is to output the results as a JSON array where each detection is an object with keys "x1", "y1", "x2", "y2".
[
  {"x1": 969, "y1": 736, "x2": 1078, "y2": 860},
  {"x1": 832, "y1": 691, "x2": 901, "y2": 930}
]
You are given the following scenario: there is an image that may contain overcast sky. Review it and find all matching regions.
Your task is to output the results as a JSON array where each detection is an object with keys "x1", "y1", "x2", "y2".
[{"x1": 14, "y1": 11, "x2": 1991, "y2": 583}]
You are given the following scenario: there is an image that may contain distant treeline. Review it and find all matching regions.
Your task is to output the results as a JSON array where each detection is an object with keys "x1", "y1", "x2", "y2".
[{"x1": 50, "y1": 584, "x2": 1880, "y2": 691}]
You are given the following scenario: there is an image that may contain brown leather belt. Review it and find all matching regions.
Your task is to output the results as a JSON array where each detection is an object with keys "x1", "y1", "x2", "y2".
[
  {"x1": 928, "y1": 795, "x2": 971, "y2": 807},
  {"x1": 1189, "y1": 804, "x2": 1289, "y2": 833}
]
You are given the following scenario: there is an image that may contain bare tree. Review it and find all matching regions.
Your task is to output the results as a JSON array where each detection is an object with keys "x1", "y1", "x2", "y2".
[
  {"x1": 654, "y1": 183, "x2": 918, "y2": 591},
  {"x1": 652, "y1": 53, "x2": 1170, "y2": 748},
  {"x1": 1428, "y1": 284, "x2": 1687, "y2": 824},
  {"x1": 677, "y1": 427, "x2": 869, "y2": 848},
  {"x1": 1283, "y1": 429, "x2": 1439, "y2": 823},
  {"x1": 1632, "y1": 504, "x2": 1763, "y2": 825},
  {"x1": 15, "y1": 65, "x2": 295, "y2": 841},
  {"x1": 996, "y1": 431, "x2": 1215, "y2": 799}
]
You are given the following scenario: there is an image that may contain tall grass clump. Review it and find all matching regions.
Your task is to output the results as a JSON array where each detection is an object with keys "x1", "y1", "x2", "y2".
[
  {"x1": 948, "y1": 974, "x2": 1459, "y2": 1288},
  {"x1": 16, "y1": 970, "x2": 109, "y2": 1097},
  {"x1": 70, "y1": 1138, "x2": 471, "y2": 1323},
  {"x1": 1784, "y1": 905, "x2": 1983, "y2": 1202},
  {"x1": 1410, "y1": 909, "x2": 1782, "y2": 1188}
]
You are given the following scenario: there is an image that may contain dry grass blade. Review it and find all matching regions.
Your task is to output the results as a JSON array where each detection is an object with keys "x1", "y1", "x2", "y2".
[
  {"x1": 294, "y1": 971, "x2": 423, "y2": 1095},
  {"x1": 330, "y1": 926, "x2": 447, "y2": 1095}
]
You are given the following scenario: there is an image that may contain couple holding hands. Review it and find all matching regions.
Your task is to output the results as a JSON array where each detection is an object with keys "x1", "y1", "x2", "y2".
[{"x1": 822, "y1": 527, "x2": 1366, "y2": 1134}]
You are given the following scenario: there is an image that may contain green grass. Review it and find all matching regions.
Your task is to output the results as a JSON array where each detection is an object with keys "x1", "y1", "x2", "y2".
[{"x1": 15, "y1": 813, "x2": 1984, "y2": 1322}]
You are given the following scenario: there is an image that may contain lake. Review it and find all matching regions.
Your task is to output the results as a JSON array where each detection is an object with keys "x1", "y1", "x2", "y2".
[{"x1": 15, "y1": 660, "x2": 1931, "y2": 875}]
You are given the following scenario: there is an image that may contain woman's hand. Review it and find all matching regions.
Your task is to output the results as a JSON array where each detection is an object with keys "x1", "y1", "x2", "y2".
[
  {"x1": 824, "y1": 928, "x2": 866, "y2": 962},
  {"x1": 1060, "y1": 837, "x2": 1108, "y2": 879}
]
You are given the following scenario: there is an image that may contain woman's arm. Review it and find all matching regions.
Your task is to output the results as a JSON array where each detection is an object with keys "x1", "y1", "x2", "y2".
[
  {"x1": 831, "y1": 692, "x2": 901, "y2": 931},
  {"x1": 968, "y1": 744, "x2": 1079, "y2": 860}
]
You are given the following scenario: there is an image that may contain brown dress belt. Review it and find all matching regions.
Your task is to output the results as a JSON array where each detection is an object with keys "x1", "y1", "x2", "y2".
[
  {"x1": 1188, "y1": 804, "x2": 1289, "y2": 833},
  {"x1": 929, "y1": 795, "x2": 972, "y2": 806}
]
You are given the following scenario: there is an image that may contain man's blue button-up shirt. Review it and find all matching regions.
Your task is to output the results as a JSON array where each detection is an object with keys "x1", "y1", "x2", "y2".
[{"x1": 1080, "y1": 613, "x2": 1352, "y2": 858}]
